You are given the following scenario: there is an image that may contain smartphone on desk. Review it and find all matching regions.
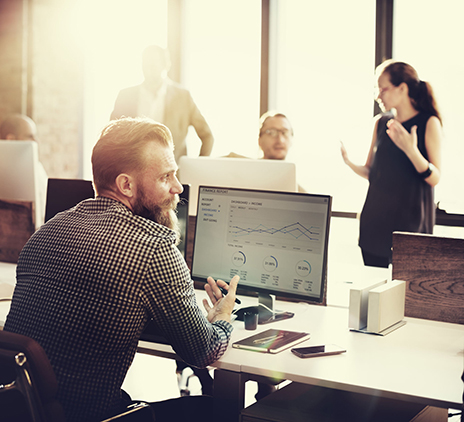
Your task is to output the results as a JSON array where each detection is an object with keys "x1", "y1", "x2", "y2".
[{"x1": 291, "y1": 344, "x2": 346, "y2": 358}]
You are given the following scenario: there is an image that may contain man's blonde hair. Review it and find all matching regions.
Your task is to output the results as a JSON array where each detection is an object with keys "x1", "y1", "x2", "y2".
[{"x1": 92, "y1": 117, "x2": 173, "y2": 194}]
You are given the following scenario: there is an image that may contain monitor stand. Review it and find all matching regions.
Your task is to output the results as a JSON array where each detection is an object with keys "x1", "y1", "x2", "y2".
[
  {"x1": 232, "y1": 293, "x2": 295, "y2": 324},
  {"x1": 257, "y1": 293, "x2": 294, "y2": 324}
]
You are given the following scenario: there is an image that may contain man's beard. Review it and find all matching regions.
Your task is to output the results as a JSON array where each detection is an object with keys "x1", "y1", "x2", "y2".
[{"x1": 132, "y1": 190, "x2": 181, "y2": 245}]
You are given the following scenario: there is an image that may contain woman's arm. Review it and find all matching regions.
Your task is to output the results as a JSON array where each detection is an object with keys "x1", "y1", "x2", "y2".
[
  {"x1": 340, "y1": 118, "x2": 379, "y2": 180},
  {"x1": 386, "y1": 116, "x2": 442, "y2": 187}
]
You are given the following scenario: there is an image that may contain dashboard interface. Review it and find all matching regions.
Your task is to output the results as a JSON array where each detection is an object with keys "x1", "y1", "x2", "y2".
[{"x1": 192, "y1": 186, "x2": 331, "y2": 303}]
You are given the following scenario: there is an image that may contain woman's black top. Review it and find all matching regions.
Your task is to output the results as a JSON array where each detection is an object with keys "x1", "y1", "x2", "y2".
[{"x1": 359, "y1": 111, "x2": 435, "y2": 258}]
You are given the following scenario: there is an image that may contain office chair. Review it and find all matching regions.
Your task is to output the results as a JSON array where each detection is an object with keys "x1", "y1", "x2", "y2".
[{"x1": 0, "y1": 330, "x2": 155, "y2": 422}]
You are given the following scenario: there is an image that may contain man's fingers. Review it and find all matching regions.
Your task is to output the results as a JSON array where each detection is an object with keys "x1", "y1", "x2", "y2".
[{"x1": 202, "y1": 298, "x2": 211, "y2": 312}]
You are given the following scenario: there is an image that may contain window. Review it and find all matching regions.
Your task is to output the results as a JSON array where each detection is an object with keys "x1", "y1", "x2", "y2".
[
  {"x1": 271, "y1": 0, "x2": 376, "y2": 212},
  {"x1": 182, "y1": 0, "x2": 262, "y2": 158},
  {"x1": 78, "y1": 0, "x2": 168, "y2": 179},
  {"x1": 393, "y1": 0, "x2": 464, "y2": 214}
]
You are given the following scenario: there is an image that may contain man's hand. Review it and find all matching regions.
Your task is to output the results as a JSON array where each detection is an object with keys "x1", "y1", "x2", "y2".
[{"x1": 203, "y1": 275, "x2": 239, "y2": 323}]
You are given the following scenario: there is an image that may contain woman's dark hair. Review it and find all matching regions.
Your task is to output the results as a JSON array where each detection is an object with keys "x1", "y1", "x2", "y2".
[{"x1": 377, "y1": 60, "x2": 442, "y2": 124}]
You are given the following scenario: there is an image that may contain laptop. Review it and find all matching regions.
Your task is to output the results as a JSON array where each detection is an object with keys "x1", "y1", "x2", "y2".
[{"x1": 178, "y1": 156, "x2": 298, "y2": 215}]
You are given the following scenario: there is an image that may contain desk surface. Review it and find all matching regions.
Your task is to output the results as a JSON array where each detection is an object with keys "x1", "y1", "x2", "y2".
[
  {"x1": 140, "y1": 296, "x2": 464, "y2": 410},
  {"x1": 231, "y1": 302, "x2": 463, "y2": 409},
  {"x1": 2, "y1": 260, "x2": 462, "y2": 411}
]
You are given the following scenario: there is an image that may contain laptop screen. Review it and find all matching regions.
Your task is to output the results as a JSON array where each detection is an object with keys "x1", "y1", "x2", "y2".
[{"x1": 178, "y1": 156, "x2": 298, "y2": 215}]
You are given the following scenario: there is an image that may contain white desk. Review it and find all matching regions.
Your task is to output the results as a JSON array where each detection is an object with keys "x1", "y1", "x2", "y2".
[
  {"x1": 0, "y1": 262, "x2": 16, "y2": 326},
  {"x1": 139, "y1": 295, "x2": 464, "y2": 422},
  {"x1": 2, "y1": 261, "x2": 462, "y2": 422}
]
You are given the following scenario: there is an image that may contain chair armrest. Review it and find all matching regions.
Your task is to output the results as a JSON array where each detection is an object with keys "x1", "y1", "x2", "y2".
[{"x1": 101, "y1": 402, "x2": 155, "y2": 421}]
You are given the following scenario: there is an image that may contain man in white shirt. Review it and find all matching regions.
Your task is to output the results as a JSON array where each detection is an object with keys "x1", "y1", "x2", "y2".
[{"x1": 110, "y1": 45, "x2": 214, "y2": 163}]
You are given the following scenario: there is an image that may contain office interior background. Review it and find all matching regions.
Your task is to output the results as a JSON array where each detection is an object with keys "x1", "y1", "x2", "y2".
[{"x1": 0, "y1": 0, "x2": 463, "y2": 218}]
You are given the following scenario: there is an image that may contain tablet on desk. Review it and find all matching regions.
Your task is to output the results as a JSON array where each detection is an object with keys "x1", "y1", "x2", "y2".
[{"x1": 232, "y1": 328, "x2": 310, "y2": 354}]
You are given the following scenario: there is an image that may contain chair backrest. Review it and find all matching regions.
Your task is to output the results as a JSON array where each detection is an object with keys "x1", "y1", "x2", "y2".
[
  {"x1": 392, "y1": 231, "x2": 464, "y2": 324},
  {"x1": 0, "y1": 330, "x2": 66, "y2": 422}
]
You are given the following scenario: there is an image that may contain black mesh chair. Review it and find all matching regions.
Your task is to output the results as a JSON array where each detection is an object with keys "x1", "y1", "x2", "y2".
[{"x1": 0, "y1": 330, "x2": 155, "y2": 422}]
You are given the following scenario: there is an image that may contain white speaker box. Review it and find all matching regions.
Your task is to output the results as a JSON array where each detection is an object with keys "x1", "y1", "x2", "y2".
[
  {"x1": 348, "y1": 280, "x2": 387, "y2": 330},
  {"x1": 367, "y1": 280, "x2": 406, "y2": 333}
]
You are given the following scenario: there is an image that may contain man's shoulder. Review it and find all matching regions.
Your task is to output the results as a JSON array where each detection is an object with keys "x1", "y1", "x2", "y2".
[
  {"x1": 76, "y1": 198, "x2": 175, "y2": 242},
  {"x1": 111, "y1": 85, "x2": 142, "y2": 119},
  {"x1": 117, "y1": 84, "x2": 143, "y2": 98},
  {"x1": 222, "y1": 152, "x2": 250, "y2": 159},
  {"x1": 166, "y1": 79, "x2": 191, "y2": 96}
]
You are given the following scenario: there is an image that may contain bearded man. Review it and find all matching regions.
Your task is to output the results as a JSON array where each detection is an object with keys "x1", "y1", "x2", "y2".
[{"x1": 4, "y1": 117, "x2": 238, "y2": 422}]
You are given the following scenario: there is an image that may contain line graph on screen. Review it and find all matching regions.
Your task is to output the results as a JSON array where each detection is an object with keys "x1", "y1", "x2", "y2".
[{"x1": 227, "y1": 203, "x2": 325, "y2": 253}]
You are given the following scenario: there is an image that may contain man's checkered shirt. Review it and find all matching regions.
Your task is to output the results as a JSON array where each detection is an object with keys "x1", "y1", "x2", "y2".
[{"x1": 4, "y1": 197, "x2": 232, "y2": 421}]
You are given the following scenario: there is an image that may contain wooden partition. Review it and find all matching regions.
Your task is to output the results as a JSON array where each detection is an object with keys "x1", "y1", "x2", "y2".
[
  {"x1": 392, "y1": 231, "x2": 464, "y2": 324},
  {"x1": 0, "y1": 199, "x2": 34, "y2": 263}
]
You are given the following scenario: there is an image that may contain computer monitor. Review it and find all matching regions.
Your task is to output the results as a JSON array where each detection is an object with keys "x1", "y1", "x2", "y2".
[
  {"x1": 176, "y1": 184, "x2": 190, "y2": 258},
  {"x1": 191, "y1": 186, "x2": 332, "y2": 324},
  {"x1": 178, "y1": 156, "x2": 298, "y2": 215},
  {"x1": 45, "y1": 178, "x2": 95, "y2": 222},
  {"x1": 0, "y1": 140, "x2": 46, "y2": 229}
]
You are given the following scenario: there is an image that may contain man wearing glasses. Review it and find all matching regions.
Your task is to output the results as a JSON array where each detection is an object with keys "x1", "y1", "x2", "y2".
[
  {"x1": 258, "y1": 111, "x2": 305, "y2": 193},
  {"x1": 258, "y1": 111, "x2": 294, "y2": 160}
]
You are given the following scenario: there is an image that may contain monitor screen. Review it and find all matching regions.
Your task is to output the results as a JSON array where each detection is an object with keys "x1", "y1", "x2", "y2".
[
  {"x1": 176, "y1": 184, "x2": 189, "y2": 258},
  {"x1": 191, "y1": 186, "x2": 332, "y2": 321},
  {"x1": 178, "y1": 156, "x2": 298, "y2": 215},
  {"x1": 45, "y1": 178, "x2": 95, "y2": 222}
]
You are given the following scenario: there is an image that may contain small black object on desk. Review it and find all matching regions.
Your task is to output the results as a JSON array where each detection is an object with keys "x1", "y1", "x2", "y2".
[{"x1": 233, "y1": 305, "x2": 294, "y2": 325}]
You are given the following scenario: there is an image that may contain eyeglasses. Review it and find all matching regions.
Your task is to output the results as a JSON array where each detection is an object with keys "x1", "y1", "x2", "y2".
[
  {"x1": 260, "y1": 128, "x2": 291, "y2": 138},
  {"x1": 374, "y1": 85, "x2": 394, "y2": 96}
]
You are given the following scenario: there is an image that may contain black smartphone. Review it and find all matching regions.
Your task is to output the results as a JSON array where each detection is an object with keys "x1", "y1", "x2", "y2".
[{"x1": 291, "y1": 344, "x2": 346, "y2": 358}]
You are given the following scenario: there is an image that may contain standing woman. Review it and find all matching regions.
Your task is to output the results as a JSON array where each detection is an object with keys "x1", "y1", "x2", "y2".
[{"x1": 341, "y1": 60, "x2": 443, "y2": 267}]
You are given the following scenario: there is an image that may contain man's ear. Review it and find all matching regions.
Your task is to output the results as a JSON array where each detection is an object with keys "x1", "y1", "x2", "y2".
[{"x1": 115, "y1": 173, "x2": 135, "y2": 198}]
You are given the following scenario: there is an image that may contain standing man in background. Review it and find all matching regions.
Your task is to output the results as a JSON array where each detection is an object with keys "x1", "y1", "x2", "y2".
[{"x1": 111, "y1": 45, "x2": 214, "y2": 162}]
